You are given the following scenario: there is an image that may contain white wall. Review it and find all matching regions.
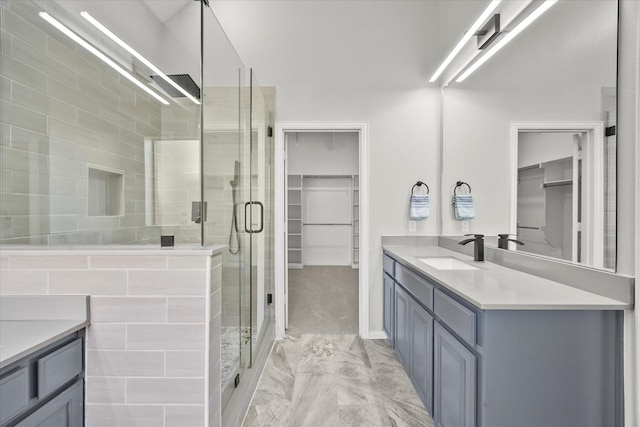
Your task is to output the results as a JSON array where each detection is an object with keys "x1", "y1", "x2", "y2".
[
  {"x1": 212, "y1": 1, "x2": 442, "y2": 334},
  {"x1": 518, "y1": 133, "x2": 574, "y2": 168},
  {"x1": 620, "y1": 0, "x2": 639, "y2": 424},
  {"x1": 287, "y1": 132, "x2": 359, "y2": 176}
]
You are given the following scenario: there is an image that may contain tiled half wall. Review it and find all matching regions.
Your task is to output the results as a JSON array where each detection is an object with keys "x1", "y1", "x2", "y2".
[{"x1": 0, "y1": 247, "x2": 223, "y2": 427}]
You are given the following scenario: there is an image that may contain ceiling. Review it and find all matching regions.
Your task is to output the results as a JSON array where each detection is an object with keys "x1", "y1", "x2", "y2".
[{"x1": 142, "y1": 0, "x2": 191, "y2": 23}]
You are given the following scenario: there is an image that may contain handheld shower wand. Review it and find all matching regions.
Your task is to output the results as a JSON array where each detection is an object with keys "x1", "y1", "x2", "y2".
[{"x1": 229, "y1": 161, "x2": 240, "y2": 255}]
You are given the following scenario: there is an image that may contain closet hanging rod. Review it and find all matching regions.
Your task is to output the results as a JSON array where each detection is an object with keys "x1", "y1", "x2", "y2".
[{"x1": 517, "y1": 225, "x2": 541, "y2": 230}]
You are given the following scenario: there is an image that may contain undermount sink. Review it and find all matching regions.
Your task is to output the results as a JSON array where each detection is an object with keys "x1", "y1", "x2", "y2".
[{"x1": 417, "y1": 257, "x2": 479, "y2": 271}]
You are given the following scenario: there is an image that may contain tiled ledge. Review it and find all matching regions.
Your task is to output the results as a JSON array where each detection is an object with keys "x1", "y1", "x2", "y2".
[{"x1": 0, "y1": 244, "x2": 227, "y2": 256}]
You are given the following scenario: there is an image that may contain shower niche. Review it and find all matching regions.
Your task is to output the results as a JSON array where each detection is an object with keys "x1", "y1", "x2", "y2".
[{"x1": 88, "y1": 167, "x2": 123, "y2": 217}]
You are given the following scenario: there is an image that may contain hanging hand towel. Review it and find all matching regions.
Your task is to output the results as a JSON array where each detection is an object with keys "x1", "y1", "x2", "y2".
[
  {"x1": 453, "y1": 194, "x2": 475, "y2": 220},
  {"x1": 409, "y1": 194, "x2": 430, "y2": 221}
]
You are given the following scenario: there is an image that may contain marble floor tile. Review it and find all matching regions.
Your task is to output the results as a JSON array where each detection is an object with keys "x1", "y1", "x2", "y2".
[
  {"x1": 243, "y1": 401, "x2": 290, "y2": 427},
  {"x1": 242, "y1": 334, "x2": 435, "y2": 427},
  {"x1": 337, "y1": 374, "x2": 384, "y2": 406},
  {"x1": 363, "y1": 339, "x2": 405, "y2": 368},
  {"x1": 253, "y1": 343, "x2": 295, "y2": 401},
  {"x1": 384, "y1": 398, "x2": 435, "y2": 427},
  {"x1": 338, "y1": 405, "x2": 390, "y2": 427},
  {"x1": 289, "y1": 374, "x2": 338, "y2": 427},
  {"x1": 372, "y1": 363, "x2": 426, "y2": 404},
  {"x1": 333, "y1": 334, "x2": 372, "y2": 368},
  {"x1": 296, "y1": 334, "x2": 334, "y2": 375}
]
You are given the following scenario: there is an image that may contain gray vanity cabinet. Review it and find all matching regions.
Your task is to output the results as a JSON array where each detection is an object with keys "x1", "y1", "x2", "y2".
[
  {"x1": 15, "y1": 380, "x2": 83, "y2": 427},
  {"x1": 433, "y1": 322, "x2": 476, "y2": 427},
  {"x1": 389, "y1": 261, "x2": 435, "y2": 414},
  {"x1": 382, "y1": 251, "x2": 622, "y2": 427},
  {"x1": 409, "y1": 299, "x2": 434, "y2": 416},
  {"x1": 0, "y1": 331, "x2": 85, "y2": 427},
  {"x1": 383, "y1": 274, "x2": 395, "y2": 346},
  {"x1": 394, "y1": 284, "x2": 412, "y2": 367},
  {"x1": 392, "y1": 279, "x2": 435, "y2": 415}
]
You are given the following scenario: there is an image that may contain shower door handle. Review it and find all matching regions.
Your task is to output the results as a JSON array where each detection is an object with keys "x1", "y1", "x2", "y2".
[{"x1": 244, "y1": 201, "x2": 264, "y2": 233}]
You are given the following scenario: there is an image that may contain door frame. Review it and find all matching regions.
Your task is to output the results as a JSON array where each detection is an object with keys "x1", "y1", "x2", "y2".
[
  {"x1": 274, "y1": 121, "x2": 369, "y2": 339},
  {"x1": 510, "y1": 121, "x2": 605, "y2": 267}
]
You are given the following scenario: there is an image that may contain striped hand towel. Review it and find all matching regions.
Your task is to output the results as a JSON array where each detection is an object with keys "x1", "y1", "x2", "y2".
[
  {"x1": 409, "y1": 194, "x2": 430, "y2": 221},
  {"x1": 453, "y1": 195, "x2": 475, "y2": 220}
]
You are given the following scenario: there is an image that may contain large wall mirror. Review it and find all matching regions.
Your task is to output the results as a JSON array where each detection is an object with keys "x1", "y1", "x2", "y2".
[{"x1": 440, "y1": 0, "x2": 618, "y2": 271}]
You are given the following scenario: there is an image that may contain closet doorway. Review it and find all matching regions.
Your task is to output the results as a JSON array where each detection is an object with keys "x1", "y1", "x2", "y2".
[{"x1": 286, "y1": 131, "x2": 359, "y2": 334}]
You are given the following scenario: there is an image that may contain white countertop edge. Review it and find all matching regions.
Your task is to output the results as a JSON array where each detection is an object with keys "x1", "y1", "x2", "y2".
[
  {"x1": 0, "y1": 320, "x2": 90, "y2": 369},
  {"x1": 384, "y1": 246, "x2": 631, "y2": 311},
  {"x1": 0, "y1": 295, "x2": 90, "y2": 322},
  {"x1": 0, "y1": 244, "x2": 227, "y2": 256}
]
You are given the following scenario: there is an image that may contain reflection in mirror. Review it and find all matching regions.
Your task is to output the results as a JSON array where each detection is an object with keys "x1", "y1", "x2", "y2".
[
  {"x1": 440, "y1": 0, "x2": 617, "y2": 271},
  {"x1": 515, "y1": 123, "x2": 613, "y2": 269}
]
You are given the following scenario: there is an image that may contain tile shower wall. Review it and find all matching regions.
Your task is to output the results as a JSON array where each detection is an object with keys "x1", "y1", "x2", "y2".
[
  {"x1": 0, "y1": 249, "x2": 222, "y2": 427},
  {"x1": 1, "y1": 1, "x2": 169, "y2": 245}
]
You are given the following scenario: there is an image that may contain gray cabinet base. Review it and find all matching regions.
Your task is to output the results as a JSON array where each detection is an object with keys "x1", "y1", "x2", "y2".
[
  {"x1": 477, "y1": 309, "x2": 623, "y2": 427},
  {"x1": 16, "y1": 380, "x2": 83, "y2": 427}
]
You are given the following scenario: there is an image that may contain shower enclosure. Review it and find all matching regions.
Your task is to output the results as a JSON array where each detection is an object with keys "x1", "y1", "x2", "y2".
[{"x1": 0, "y1": 0, "x2": 273, "y2": 417}]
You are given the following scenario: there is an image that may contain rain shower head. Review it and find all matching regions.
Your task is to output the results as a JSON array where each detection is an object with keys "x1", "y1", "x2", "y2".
[{"x1": 150, "y1": 73, "x2": 200, "y2": 99}]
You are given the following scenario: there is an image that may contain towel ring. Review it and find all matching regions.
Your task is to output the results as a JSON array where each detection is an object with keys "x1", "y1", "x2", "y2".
[
  {"x1": 454, "y1": 181, "x2": 471, "y2": 195},
  {"x1": 411, "y1": 181, "x2": 429, "y2": 195}
]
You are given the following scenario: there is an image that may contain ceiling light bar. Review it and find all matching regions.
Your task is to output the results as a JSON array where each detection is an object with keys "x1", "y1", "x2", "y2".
[
  {"x1": 429, "y1": 0, "x2": 501, "y2": 83},
  {"x1": 39, "y1": 12, "x2": 169, "y2": 105},
  {"x1": 81, "y1": 11, "x2": 201, "y2": 106},
  {"x1": 456, "y1": 0, "x2": 558, "y2": 83}
]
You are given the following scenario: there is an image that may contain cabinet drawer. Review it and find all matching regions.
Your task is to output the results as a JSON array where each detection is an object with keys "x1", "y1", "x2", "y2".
[
  {"x1": 383, "y1": 254, "x2": 395, "y2": 276},
  {"x1": 434, "y1": 289, "x2": 476, "y2": 346},
  {"x1": 37, "y1": 338, "x2": 83, "y2": 398},
  {"x1": 395, "y1": 263, "x2": 433, "y2": 310},
  {"x1": 0, "y1": 367, "x2": 29, "y2": 424}
]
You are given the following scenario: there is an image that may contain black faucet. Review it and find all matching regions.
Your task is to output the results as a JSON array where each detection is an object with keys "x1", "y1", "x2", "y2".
[
  {"x1": 459, "y1": 234, "x2": 484, "y2": 262},
  {"x1": 497, "y1": 234, "x2": 525, "y2": 250}
]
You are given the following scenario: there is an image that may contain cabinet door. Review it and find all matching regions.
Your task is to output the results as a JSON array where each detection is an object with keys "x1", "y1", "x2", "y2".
[
  {"x1": 16, "y1": 380, "x2": 83, "y2": 427},
  {"x1": 410, "y1": 300, "x2": 433, "y2": 416},
  {"x1": 394, "y1": 285, "x2": 411, "y2": 369},
  {"x1": 434, "y1": 322, "x2": 476, "y2": 427},
  {"x1": 383, "y1": 274, "x2": 395, "y2": 346}
]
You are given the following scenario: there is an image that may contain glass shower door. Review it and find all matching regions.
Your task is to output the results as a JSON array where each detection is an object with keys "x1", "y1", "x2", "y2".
[
  {"x1": 201, "y1": 6, "x2": 249, "y2": 409},
  {"x1": 248, "y1": 70, "x2": 274, "y2": 362}
]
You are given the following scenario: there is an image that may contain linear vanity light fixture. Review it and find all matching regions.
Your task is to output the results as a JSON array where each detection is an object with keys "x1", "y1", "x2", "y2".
[
  {"x1": 429, "y1": 0, "x2": 501, "y2": 83},
  {"x1": 39, "y1": 12, "x2": 170, "y2": 105},
  {"x1": 456, "y1": 0, "x2": 558, "y2": 82},
  {"x1": 81, "y1": 11, "x2": 201, "y2": 106}
]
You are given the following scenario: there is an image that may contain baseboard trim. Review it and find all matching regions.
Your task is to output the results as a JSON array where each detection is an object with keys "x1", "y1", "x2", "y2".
[{"x1": 366, "y1": 331, "x2": 388, "y2": 340}]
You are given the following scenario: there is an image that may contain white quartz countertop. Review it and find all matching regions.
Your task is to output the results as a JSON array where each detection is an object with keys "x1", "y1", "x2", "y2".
[
  {"x1": 383, "y1": 245, "x2": 631, "y2": 310},
  {"x1": 0, "y1": 295, "x2": 91, "y2": 368},
  {"x1": 0, "y1": 320, "x2": 89, "y2": 368}
]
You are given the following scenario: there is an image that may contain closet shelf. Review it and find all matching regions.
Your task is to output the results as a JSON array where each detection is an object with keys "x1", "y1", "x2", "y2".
[
  {"x1": 517, "y1": 225, "x2": 542, "y2": 230},
  {"x1": 303, "y1": 222, "x2": 352, "y2": 226},
  {"x1": 543, "y1": 179, "x2": 573, "y2": 188}
]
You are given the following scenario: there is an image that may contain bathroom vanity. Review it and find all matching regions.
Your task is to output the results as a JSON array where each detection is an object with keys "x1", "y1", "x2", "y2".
[
  {"x1": 0, "y1": 296, "x2": 90, "y2": 427},
  {"x1": 382, "y1": 245, "x2": 629, "y2": 427}
]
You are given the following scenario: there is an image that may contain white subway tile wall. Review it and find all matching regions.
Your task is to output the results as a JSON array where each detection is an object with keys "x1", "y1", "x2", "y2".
[{"x1": 0, "y1": 251, "x2": 222, "y2": 427}]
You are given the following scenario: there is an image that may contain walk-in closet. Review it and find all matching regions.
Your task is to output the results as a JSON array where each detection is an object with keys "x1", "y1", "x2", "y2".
[{"x1": 286, "y1": 132, "x2": 360, "y2": 333}]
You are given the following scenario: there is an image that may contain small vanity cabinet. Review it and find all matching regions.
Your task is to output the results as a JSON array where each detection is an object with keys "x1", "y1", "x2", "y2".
[
  {"x1": 0, "y1": 330, "x2": 85, "y2": 427},
  {"x1": 382, "y1": 251, "x2": 622, "y2": 427}
]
